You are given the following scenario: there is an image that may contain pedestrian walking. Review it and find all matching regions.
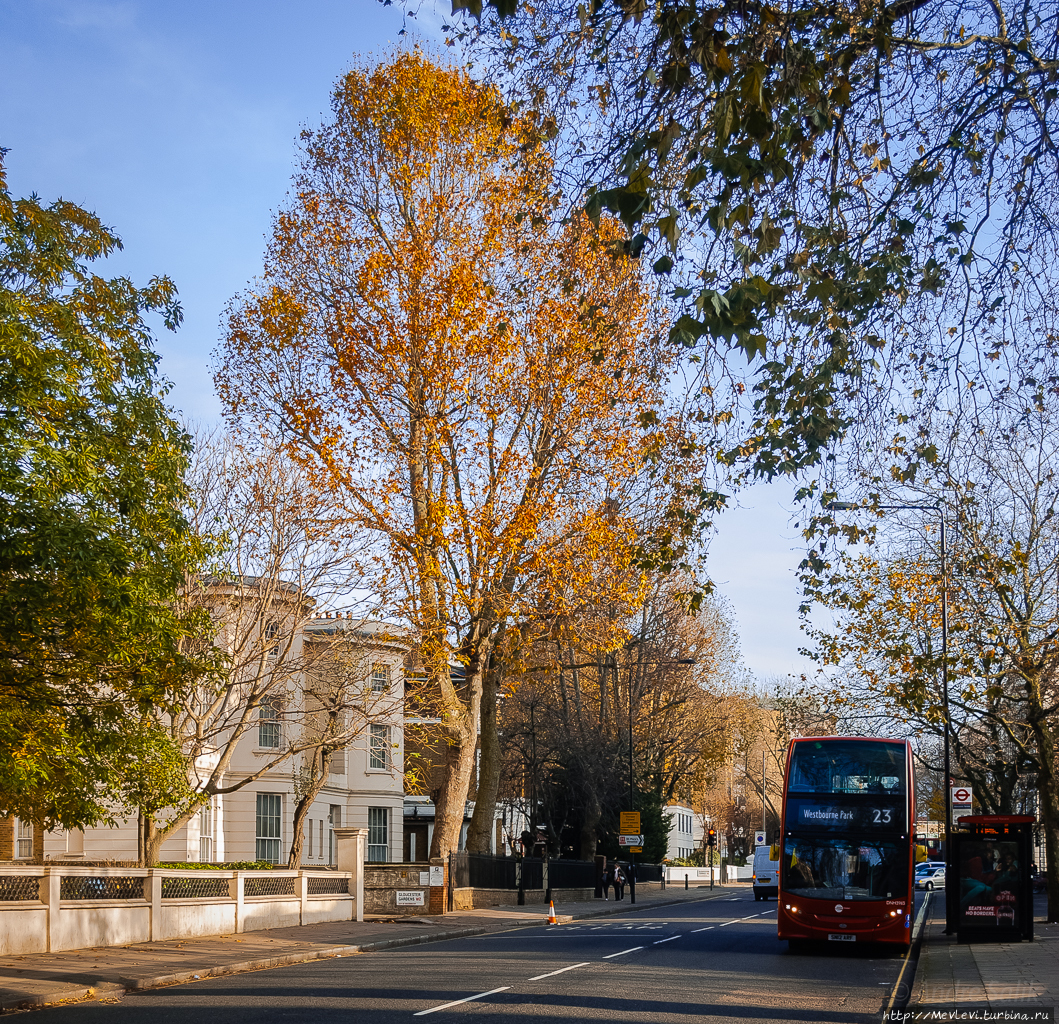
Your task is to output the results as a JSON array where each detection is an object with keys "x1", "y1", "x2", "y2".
[
  {"x1": 603, "y1": 862, "x2": 614, "y2": 900},
  {"x1": 615, "y1": 864, "x2": 626, "y2": 900}
]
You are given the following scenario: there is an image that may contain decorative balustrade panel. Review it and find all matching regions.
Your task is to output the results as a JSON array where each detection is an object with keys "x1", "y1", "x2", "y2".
[
  {"x1": 0, "y1": 876, "x2": 42, "y2": 901},
  {"x1": 244, "y1": 875, "x2": 296, "y2": 897},
  {"x1": 307, "y1": 876, "x2": 349, "y2": 896},
  {"x1": 161, "y1": 876, "x2": 231, "y2": 899},
  {"x1": 60, "y1": 876, "x2": 144, "y2": 900}
]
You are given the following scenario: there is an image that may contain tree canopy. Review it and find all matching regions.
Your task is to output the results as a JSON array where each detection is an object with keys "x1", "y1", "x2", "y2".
[
  {"x1": 0, "y1": 154, "x2": 203, "y2": 830},
  {"x1": 443, "y1": 0, "x2": 1058, "y2": 491}
]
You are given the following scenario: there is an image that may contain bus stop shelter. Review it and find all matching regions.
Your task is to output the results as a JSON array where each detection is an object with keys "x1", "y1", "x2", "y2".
[{"x1": 951, "y1": 814, "x2": 1035, "y2": 943}]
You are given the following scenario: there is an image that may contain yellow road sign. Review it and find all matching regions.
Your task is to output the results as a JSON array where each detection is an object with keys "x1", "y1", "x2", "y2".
[{"x1": 619, "y1": 811, "x2": 640, "y2": 833}]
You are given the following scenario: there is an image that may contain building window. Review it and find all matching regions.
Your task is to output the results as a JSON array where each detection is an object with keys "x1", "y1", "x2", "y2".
[
  {"x1": 328, "y1": 805, "x2": 341, "y2": 865},
  {"x1": 258, "y1": 698, "x2": 282, "y2": 749},
  {"x1": 368, "y1": 807, "x2": 388, "y2": 862},
  {"x1": 370, "y1": 663, "x2": 390, "y2": 693},
  {"x1": 307, "y1": 818, "x2": 313, "y2": 859},
  {"x1": 199, "y1": 800, "x2": 214, "y2": 862},
  {"x1": 15, "y1": 819, "x2": 32, "y2": 860},
  {"x1": 264, "y1": 621, "x2": 280, "y2": 658},
  {"x1": 369, "y1": 724, "x2": 389, "y2": 769},
  {"x1": 255, "y1": 793, "x2": 282, "y2": 863}
]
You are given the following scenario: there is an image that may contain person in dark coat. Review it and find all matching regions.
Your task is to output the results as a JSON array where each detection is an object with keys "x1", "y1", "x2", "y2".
[
  {"x1": 602, "y1": 862, "x2": 615, "y2": 900},
  {"x1": 615, "y1": 864, "x2": 626, "y2": 900}
]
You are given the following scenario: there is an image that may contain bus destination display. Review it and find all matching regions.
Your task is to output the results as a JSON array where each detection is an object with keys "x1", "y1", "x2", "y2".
[{"x1": 786, "y1": 797, "x2": 905, "y2": 832}]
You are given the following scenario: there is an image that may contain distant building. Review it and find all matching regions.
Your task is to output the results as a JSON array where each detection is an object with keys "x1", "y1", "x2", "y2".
[{"x1": 663, "y1": 804, "x2": 697, "y2": 861}]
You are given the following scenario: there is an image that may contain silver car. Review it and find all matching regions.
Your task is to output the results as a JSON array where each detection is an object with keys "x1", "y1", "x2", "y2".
[{"x1": 915, "y1": 865, "x2": 946, "y2": 890}]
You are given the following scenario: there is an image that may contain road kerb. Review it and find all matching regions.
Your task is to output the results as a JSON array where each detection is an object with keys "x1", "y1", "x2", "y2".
[{"x1": 885, "y1": 891, "x2": 933, "y2": 1016}]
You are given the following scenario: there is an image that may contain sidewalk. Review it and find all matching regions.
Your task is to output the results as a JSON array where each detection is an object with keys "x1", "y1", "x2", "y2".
[
  {"x1": 909, "y1": 892, "x2": 1059, "y2": 1011},
  {"x1": 0, "y1": 880, "x2": 743, "y2": 1011}
]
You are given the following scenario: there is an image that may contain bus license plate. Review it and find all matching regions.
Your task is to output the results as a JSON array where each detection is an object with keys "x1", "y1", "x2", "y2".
[{"x1": 827, "y1": 933, "x2": 856, "y2": 942}]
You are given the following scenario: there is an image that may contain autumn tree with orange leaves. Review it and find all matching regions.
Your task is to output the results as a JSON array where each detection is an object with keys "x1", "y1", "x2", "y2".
[{"x1": 216, "y1": 52, "x2": 689, "y2": 858}]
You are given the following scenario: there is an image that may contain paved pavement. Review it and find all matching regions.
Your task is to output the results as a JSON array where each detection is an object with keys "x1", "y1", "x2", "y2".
[
  {"x1": 0, "y1": 880, "x2": 740, "y2": 1012},
  {"x1": 908, "y1": 891, "x2": 1058, "y2": 1013}
]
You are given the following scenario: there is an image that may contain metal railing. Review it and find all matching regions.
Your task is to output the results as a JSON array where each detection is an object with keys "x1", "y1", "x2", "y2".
[
  {"x1": 548, "y1": 858, "x2": 597, "y2": 888},
  {"x1": 449, "y1": 853, "x2": 604, "y2": 891}
]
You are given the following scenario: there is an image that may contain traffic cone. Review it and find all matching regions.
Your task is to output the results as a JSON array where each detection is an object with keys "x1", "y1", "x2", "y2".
[{"x1": 547, "y1": 900, "x2": 559, "y2": 925}]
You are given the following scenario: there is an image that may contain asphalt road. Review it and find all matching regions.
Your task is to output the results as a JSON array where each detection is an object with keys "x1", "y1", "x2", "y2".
[{"x1": 33, "y1": 892, "x2": 920, "y2": 1024}]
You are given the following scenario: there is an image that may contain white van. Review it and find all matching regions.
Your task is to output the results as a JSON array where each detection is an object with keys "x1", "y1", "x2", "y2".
[{"x1": 752, "y1": 844, "x2": 780, "y2": 901}]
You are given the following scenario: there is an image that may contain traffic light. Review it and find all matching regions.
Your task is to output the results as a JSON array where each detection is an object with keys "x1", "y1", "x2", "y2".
[{"x1": 707, "y1": 828, "x2": 717, "y2": 847}]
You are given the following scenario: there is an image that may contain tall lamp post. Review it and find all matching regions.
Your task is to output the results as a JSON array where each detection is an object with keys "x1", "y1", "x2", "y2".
[
  {"x1": 826, "y1": 500, "x2": 953, "y2": 932},
  {"x1": 622, "y1": 647, "x2": 696, "y2": 904}
]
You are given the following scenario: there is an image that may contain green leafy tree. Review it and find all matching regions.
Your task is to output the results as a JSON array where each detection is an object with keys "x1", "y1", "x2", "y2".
[
  {"x1": 0, "y1": 154, "x2": 203, "y2": 830},
  {"x1": 448, "y1": 0, "x2": 1059, "y2": 493}
]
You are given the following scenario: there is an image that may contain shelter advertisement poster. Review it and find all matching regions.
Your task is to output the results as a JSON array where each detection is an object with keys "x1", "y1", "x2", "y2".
[{"x1": 958, "y1": 839, "x2": 1019, "y2": 929}]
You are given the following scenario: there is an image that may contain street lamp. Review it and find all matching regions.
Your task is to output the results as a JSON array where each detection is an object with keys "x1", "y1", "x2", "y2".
[
  {"x1": 826, "y1": 499, "x2": 953, "y2": 931},
  {"x1": 623, "y1": 648, "x2": 696, "y2": 904}
]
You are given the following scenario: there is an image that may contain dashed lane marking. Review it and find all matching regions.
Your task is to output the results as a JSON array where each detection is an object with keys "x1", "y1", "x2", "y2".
[
  {"x1": 653, "y1": 935, "x2": 681, "y2": 944},
  {"x1": 528, "y1": 963, "x2": 591, "y2": 981},
  {"x1": 691, "y1": 927, "x2": 714, "y2": 933},
  {"x1": 413, "y1": 987, "x2": 511, "y2": 1016},
  {"x1": 602, "y1": 946, "x2": 644, "y2": 959}
]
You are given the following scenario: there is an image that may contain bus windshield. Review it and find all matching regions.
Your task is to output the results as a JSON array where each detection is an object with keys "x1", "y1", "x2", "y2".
[
  {"x1": 787, "y1": 740, "x2": 906, "y2": 796},
  {"x1": 783, "y1": 836, "x2": 909, "y2": 901}
]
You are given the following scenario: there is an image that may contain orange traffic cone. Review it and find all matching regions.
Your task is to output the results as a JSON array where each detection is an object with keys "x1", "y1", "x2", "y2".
[{"x1": 547, "y1": 900, "x2": 559, "y2": 925}]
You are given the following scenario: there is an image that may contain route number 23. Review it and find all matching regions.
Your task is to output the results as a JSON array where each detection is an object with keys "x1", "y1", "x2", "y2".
[{"x1": 872, "y1": 808, "x2": 893, "y2": 823}]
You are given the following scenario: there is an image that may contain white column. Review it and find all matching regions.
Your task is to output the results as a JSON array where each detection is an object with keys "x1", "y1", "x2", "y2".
[{"x1": 333, "y1": 827, "x2": 367, "y2": 922}]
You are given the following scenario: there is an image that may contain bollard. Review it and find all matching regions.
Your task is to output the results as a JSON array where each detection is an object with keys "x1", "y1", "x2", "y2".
[{"x1": 685, "y1": 872, "x2": 688, "y2": 890}]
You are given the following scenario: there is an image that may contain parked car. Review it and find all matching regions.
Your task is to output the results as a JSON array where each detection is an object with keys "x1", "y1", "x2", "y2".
[
  {"x1": 915, "y1": 860, "x2": 945, "y2": 876},
  {"x1": 915, "y1": 866, "x2": 946, "y2": 890},
  {"x1": 752, "y1": 844, "x2": 780, "y2": 901}
]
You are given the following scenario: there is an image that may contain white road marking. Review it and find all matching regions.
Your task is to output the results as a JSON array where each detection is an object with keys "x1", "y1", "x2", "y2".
[
  {"x1": 602, "y1": 946, "x2": 644, "y2": 959},
  {"x1": 691, "y1": 926, "x2": 714, "y2": 933},
  {"x1": 528, "y1": 963, "x2": 591, "y2": 981},
  {"x1": 719, "y1": 921, "x2": 736, "y2": 926},
  {"x1": 413, "y1": 987, "x2": 511, "y2": 1016},
  {"x1": 653, "y1": 935, "x2": 681, "y2": 944}
]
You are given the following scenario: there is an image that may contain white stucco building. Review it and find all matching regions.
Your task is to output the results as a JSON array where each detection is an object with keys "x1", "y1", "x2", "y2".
[
  {"x1": 663, "y1": 803, "x2": 698, "y2": 861},
  {"x1": 21, "y1": 602, "x2": 408, "y2": 868}
]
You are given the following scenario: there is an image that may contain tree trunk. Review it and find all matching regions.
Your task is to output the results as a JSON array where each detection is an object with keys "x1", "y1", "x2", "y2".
[
  {"x1": 467, "y1": 655, "x2": 501, "y2": 853},
  {"x1": 141, "y1": 813, "x2": 166, "y2": 868},
  {"x1": 430, "y1": 723, "x2": 478, "y2": 857},
  {"x1": 430, "y1": 643, "x2": 489, "y2": 858},
  {"x1": 579, "y1": 787, "x2": 601, "y2": 860},
  {"x1": 1031, "y1": 719, "x2": 1059, "y2": 922},
  {"x1": 288, "y1": 747, "x2": 335, "y2": 868}
]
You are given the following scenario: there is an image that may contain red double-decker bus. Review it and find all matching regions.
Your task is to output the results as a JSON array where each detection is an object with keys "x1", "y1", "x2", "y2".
[{"x1": 777, "y1": 736, "x2": 915, "y2": 949}]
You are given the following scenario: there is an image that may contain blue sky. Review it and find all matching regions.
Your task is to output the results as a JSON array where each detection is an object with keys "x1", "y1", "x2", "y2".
[{"x1": 1, "y1": 0, "x2": 819, "y2": 680}]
